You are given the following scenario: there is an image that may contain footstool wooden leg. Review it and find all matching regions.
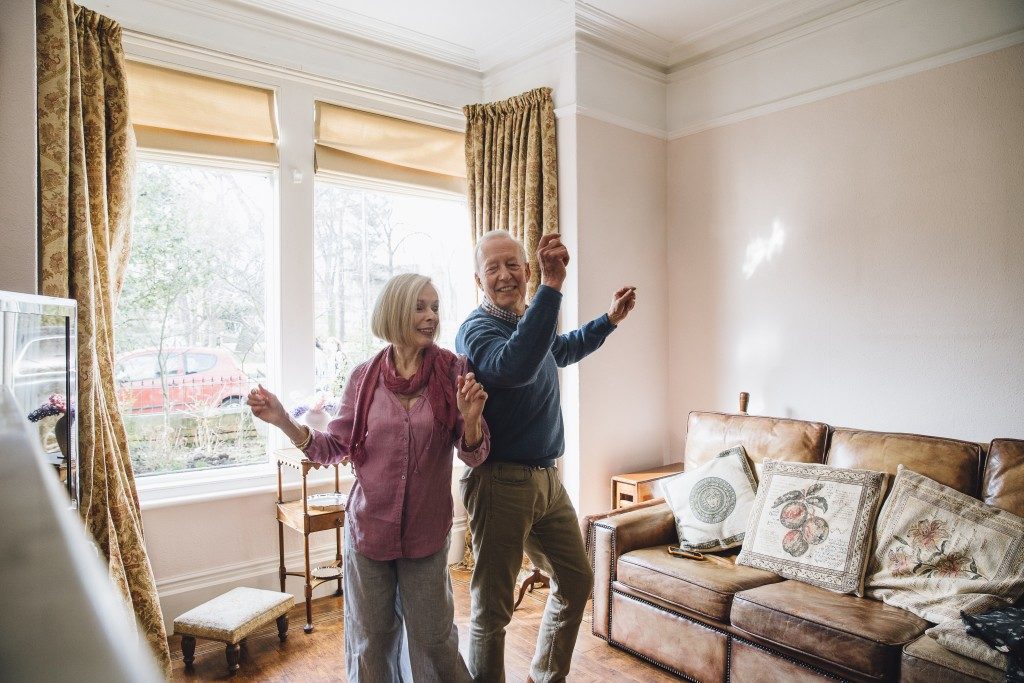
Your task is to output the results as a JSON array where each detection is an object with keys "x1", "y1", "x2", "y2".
[
  {"x1": 181, "y1": 635, "x2": 196, "y2": 670},
  {"x1": 226, "y1": 643, "x2": 241, "y2": 675},
  {"x1": 277, "y1": 614, "x2": 289, "y2": 642}
]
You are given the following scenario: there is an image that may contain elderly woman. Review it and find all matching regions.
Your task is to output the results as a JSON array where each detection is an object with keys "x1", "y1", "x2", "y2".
[{"x1": 248, "y1": 273, "x2": 488, "y2": 682}]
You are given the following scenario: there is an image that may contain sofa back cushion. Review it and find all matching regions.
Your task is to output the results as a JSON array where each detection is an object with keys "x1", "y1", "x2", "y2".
[
  {"x1": 826, "y1": 429, "x2": 982, "y2": 498},
  {"x1": 983, "y1": 439, "x2": 1024, "y2": 516},
  {"x1": 684, "y1": 412, "x2": 828, "y2": 472},
  {"x1": 865, "y1": 466, "x2": 1024, "y2": 623}
]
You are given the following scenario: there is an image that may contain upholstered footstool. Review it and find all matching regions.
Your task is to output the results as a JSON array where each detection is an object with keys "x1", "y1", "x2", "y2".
[{"x1": 173, "y1": 587, "x2": 294, "y2": 675}]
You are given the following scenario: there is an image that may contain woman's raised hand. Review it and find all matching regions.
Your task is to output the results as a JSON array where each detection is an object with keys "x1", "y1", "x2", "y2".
[
  {"x1": 456, "y1": 372, "x2": 488, "y2": 423},
  {"x1": 247, "y1": 384, "x2": 289, "y2": 428}
]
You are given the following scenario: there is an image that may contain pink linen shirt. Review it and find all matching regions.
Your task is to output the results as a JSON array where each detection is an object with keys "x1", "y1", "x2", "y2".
[{"x1": 304, "y1": 354, "x2": 489, "y2": 561}]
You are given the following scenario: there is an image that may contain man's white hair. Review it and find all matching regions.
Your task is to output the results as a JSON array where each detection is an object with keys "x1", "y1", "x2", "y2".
[{"x1": 474, "y1": 229, "x2": 528, "y2": 271}]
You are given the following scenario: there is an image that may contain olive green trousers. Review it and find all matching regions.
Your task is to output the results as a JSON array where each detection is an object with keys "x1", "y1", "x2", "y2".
[{"x1": 460, "y1": 463, "x2": 594, "y2": 683}]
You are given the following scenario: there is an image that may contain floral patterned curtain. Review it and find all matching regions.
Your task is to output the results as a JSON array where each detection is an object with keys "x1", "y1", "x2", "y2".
[
  {"x1": 463, "y1": 87, "x2": 559, "y2": 297},
  {"x1": 36, "y1": 0, "x2": 171, "y2": 674},
  {"x1": 457, "y1": 88, "x2": 559, "y2": 573}
]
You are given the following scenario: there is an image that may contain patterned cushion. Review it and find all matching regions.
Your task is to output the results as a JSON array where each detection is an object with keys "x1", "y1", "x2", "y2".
[
  {"x1": 173, "y1": 587, "x2": 293, "y2": 644},
  {"x1": 737, "y1": 459, "x2": 886, "y2": 595},
  {"x1": 865, "y1": 466, "x2": 1024, "y2": 623},
  {"x1": 661, "y1": 445, "x2": 758, "y2": 552},
  {"x1": 927, "y1": 620, "x2": 1007, "y2": 670}
]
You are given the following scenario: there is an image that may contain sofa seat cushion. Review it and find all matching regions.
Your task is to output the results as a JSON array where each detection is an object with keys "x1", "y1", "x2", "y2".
[
  {"x1": 732, "y1": 580, "x2": 928, "y2": 680},
  {"x1": 617, "y1": 547, "x2": 782, "y2": 622},
  {"x1": 901, "y1": 634, "x2": 1002, "y2": 683}
]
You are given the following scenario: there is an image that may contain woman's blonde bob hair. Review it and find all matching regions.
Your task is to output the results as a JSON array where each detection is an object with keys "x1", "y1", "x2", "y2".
[{"x1": 371, "y1": 273, "x2": 439, "y2": 346}]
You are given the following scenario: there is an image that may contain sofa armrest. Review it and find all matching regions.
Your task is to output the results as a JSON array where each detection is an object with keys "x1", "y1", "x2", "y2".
[{"x1": 585, "y1": 500, "x2": 677, "y2": 639}]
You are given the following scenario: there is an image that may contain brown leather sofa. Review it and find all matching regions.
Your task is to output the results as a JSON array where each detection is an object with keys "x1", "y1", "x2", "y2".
[{"x1": 586, "y1": 412, "x2": 1024, "y2": 682}]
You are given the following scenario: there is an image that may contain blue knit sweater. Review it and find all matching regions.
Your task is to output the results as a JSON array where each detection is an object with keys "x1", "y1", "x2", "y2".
[{"x1": 455, "y1": 285, "x2": 616, "y2": 467}]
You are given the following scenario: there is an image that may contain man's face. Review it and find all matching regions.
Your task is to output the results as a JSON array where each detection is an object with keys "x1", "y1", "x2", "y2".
[{"x1": 475, "y1": 237, "x2": 530, "y2": 313}]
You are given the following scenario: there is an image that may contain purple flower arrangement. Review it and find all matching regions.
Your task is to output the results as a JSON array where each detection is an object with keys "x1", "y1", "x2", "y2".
[
  {"x1": 27, "y1": 394, "x2": 71, "y2": 422},
  {"x1": 290, "y1": 394, "x2": 339, "y2": 419}
]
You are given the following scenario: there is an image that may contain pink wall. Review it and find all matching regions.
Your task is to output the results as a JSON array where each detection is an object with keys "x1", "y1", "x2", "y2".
[
  {"x1": 667, "y1": 44, "x2": 1024, "y2": 453},
  {"x1": 566, "y1": 114, "x2": 668, "y2": 516}
]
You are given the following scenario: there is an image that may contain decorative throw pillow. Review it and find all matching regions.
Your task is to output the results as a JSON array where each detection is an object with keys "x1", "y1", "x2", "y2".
[
  {"x1": 865, "y1": 466, "x2": 1024, "y2": 623},
  {"x1": 927, "y1": 620, "x2": 1007, "y2": 670},
  {"x1": 661, "y1": 445, "x2": 758, "y2": 552},
  {"x1": 736, "y1": 459, "x2": 886, "y2": 595}
]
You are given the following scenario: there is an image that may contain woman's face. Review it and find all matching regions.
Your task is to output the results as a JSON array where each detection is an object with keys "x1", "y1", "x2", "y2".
[{"x1": 409, "y1": 283, "x2": 439, "y2": 350}]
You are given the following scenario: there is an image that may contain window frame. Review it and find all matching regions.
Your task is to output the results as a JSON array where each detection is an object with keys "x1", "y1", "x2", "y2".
[
  {"x1": 124, "y1": 50, "x2": 469, "y2": 508},
  {"x1": 312, "y1": 172, "x2": 475, "y2": 468},
  {"x1": 129, "y1": 148, "x2": 311, "y2": 502}
]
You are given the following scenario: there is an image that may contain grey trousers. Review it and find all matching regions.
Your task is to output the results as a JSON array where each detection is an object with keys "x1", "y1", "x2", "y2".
[
  {"x1": 343, "y1": 527, "x2": 471, "y2": 683},
  {"x1": 460, "y1": 463, "x2": 594, "y2": 683}
]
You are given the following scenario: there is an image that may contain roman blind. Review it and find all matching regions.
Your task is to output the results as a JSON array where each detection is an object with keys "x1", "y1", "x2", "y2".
[
  {"x1": 314, "y1": 101, "x2": 465, "y2": 193},
  {"x1": 125, "y1": 61, "x2": 278, "y2": 163}
]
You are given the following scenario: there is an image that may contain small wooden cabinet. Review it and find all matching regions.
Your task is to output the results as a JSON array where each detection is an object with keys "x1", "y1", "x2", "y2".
[
  {"x1": 611, "y1": 463, "x2": 684, "y2": 509},
  {"x1": 275, "y1": 448, "x2": 346, "y2": 633}
]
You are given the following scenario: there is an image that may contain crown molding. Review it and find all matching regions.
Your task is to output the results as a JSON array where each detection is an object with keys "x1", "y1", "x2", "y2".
[
  {"x1": 667, "y1": 0, "x2": 900, "y2": 81},
  {"x1": 480, "y1": 39, "x2": 575, "y2": 96},
  {"x1": 574, "y1": 38, "x2": 668, "y2": 85},
  {"x1": 122, "y1": 30, "x2": 467, "y2": 131},
  {"x1": 667, "y1": 27, "x2": 1024, "y2": 139},
  {"x1": 668, "y1": 0, "x2": 865, "y2": 69},
  {"x1": 573, "y1": 1, "x2": 671, "y2": 71},
  {"x1": 557, "y1": 104, "x2": 668, "y2": 140},
  {"x1": 227, "y1": 0, "x2": 480, "y2": 70},
  {"x1": 133, "y1": 0, "x2": 480, "y2": 90},
  {"x1": 477, "y1": 4, "x2": 575, "y2": 74}
]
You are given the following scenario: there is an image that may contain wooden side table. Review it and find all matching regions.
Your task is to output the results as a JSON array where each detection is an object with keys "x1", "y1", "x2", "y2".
[
  {"x1": 275, "y1": 448, "x2": 346, "y2": 633},
  {"x1": 611, "y1": 463, "x2": 684, "y2": 509}
]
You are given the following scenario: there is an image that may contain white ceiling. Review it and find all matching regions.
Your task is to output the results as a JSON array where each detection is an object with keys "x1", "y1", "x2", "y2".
[
  {"x1": 586, "y1": 0, "x2": 780, "y2": 45},
  {"x1": 228, "y1": 0, "x2": 860, "y2": 70}
]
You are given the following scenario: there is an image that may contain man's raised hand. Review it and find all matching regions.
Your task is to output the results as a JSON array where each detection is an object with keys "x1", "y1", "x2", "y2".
[
  {"x1": 537, "y1": 233, "x2": 569, "y2": 290},
  {"x1": 608, "y1": 286, "x2": 637, "y2": 325}
]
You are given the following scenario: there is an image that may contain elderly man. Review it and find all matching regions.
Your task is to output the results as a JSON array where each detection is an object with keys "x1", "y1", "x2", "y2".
[{"x1": 455, "y1": 229, "x2": 637, "y2": 683}]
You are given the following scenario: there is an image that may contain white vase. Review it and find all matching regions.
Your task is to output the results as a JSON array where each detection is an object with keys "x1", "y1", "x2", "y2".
[{"x1": 302, "y1": 408, "x2": 331, "y2": 432}]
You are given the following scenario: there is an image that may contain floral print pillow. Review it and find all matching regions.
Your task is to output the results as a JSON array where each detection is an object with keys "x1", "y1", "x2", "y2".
[
  {"x1": 737, "y1": 460, "x2": 887, "y2": 595},
  {"x1": 865, "y1": 466, "x2": 1024, "y2": 623}
]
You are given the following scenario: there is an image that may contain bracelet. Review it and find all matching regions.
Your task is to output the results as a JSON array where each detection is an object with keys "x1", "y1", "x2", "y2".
[{"x1": 292, "y1": 425, "x2": 313, "y2": 451}]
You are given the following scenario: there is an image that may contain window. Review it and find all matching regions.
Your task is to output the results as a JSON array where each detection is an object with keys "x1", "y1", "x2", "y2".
[
  {"x1": 186, "y1": 352, "x2": 218, "y2": 374},
  {"x1": 312, "y1": 180, "x2": 476, "y2": 396},
  {"x1": 115, "y1": 157, "x2": 273, "y2": 476},
  {"x1": 117, "y1": 62, "x2": 476, "y2": 494}
]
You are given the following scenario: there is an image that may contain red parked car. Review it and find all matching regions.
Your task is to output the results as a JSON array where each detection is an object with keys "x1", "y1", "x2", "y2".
[{"x1": 115, "y1": 347, "x2": 249, "y2": 414}]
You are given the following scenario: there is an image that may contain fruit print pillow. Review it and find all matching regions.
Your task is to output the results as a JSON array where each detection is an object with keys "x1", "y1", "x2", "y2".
[
  {"x1": 865, "y1": 466, "x2": 1024, "y2": 623},
  {"x1": 737, "y1": 459, "x2": 887, "y2": 595},
  {"x1": 661, "y1": 445, "x2": 758, "y2": 552}
]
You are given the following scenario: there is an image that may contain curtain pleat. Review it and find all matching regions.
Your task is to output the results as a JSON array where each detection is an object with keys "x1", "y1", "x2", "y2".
[
  {"x1": 36, "y1": 0, "x2": 171, "y2": 675},
  {"x1": 463, "y1": 87, "x2": 559, "y2": 296}
]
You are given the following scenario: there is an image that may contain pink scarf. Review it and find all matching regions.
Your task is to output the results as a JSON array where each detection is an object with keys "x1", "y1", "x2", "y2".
[{"x1": 349, "y1": 344, "x2": 458, "y2": 460}]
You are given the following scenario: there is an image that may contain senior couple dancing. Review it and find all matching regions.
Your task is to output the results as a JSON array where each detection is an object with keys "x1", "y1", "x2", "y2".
[{"x1": 248, "y1": 230, "x2": 637, "y2": 682}]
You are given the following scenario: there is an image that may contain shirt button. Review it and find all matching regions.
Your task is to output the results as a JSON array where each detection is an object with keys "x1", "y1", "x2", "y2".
[{"x1": 401, "y1": 475, "x2": 406, "y2": 479}]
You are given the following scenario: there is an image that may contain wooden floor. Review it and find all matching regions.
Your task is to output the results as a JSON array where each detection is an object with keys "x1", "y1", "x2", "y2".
[{"x1": 170, "y1": 568, "x2": 681, "y2": 682}]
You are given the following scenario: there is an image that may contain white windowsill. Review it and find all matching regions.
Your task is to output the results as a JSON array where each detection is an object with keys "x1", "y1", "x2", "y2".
[{"x1": 137, "y1": 461, "x2": 352, "y2": 510}]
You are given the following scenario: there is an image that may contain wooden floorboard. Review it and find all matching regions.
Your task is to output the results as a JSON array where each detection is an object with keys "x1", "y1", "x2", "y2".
[{"x1": 169, "y1": 568, "x2": 682, "y2": 681}]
